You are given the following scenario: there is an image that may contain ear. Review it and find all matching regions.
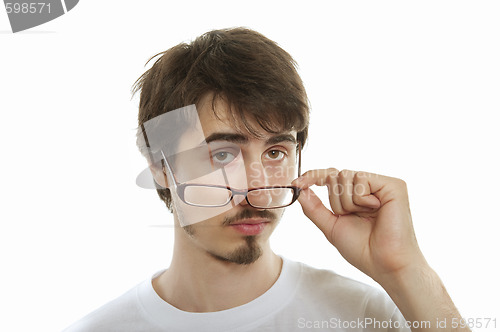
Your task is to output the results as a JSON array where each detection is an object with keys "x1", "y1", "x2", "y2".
[{"x1": 149, "y1": 163, "x2": 169, "y2": 188}]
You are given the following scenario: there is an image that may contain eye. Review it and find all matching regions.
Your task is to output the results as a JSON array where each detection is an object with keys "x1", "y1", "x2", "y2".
[
  {"x1": 265, "y1": 149, "x2": 286, "y2": 161},
  {"x1": 212, "y1": 151, "x2": 236, "y2": 165}
]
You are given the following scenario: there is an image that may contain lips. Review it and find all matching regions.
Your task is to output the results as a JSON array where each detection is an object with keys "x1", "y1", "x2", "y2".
[
  {"x1": 229, "y1": 219, "x2": 269, "y2": 235},
  {"x1": 231, "y1": 219, "x2": 269, "y2": 225}
]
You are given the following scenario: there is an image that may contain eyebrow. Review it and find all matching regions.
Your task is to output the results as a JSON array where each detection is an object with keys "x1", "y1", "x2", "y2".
[
  {"x1": 204, "y1": 133, "x2": 248, "y2": 145},
  {"x1": 266, "y1": 134, "x2": 297, "y2": 146},
  {"x1": 202, "y1": 132, "x2": 297, "y2": 146}
]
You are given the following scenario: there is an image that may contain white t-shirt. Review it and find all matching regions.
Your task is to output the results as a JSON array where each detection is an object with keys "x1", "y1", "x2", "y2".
[{"x1": 63, "y1": 257, "x2": 411, "y2": 331}]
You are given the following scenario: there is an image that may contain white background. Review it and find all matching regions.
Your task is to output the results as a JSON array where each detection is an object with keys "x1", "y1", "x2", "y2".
[{"x1": 1, "y1": 1, "x2": 499, "y2": 331}]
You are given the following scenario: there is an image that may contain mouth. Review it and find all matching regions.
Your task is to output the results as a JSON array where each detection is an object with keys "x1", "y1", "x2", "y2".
[{"x1": 229, "y1": 219, "x2": 270, "y2": 235}]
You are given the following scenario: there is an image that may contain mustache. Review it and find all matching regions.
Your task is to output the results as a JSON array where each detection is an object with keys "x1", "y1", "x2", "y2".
[{"x1": 222, "y1": 208, "x2": 278, "y2": 226}]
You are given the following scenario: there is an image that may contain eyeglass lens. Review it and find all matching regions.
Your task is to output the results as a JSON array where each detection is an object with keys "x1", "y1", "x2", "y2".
[{"x1": 183, "y1": 186, "x2": 295, "y2": 208}]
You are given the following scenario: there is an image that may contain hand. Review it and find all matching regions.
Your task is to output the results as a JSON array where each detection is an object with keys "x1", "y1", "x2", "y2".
[{"x1": 292, "y1": 169, "x2": 428, "y2": 284}]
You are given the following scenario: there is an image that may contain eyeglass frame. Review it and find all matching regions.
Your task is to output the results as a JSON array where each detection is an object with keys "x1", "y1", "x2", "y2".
[{"x1": 159, "y1": 141, "x2": 303, "y2": 209}]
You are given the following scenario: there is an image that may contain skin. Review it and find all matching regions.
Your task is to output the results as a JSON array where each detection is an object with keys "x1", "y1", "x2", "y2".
[
  {"x1": 151, "y1": 95, "x2": 296, "y2": 312},
  {"x1": 293, "y1": 170, "x2": 470, "y2": 331},
  {"x1": 151, "y1": 95, "x2": 470, "y2": 330}
]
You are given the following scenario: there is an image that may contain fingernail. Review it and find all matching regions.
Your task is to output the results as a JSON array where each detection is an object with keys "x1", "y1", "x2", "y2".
[{"x1": 294, "y1": 176, "x2": 304, "y2": 184}]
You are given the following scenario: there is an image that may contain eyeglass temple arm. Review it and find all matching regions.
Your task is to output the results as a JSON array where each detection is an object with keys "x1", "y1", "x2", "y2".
[
  {"x1": 160, "y1": 150, "x2": 178, "y2": 190},
  {"x1": 140, "y1": 123, "x2": 177, "y2": 189},
  {"x1": 298, "y1": 140, "x2": 302, "y2": 178}
]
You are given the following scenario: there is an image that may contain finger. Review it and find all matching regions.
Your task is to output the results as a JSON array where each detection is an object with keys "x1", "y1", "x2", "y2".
[
  {"x1": 338, "y1": 169, "x2": 357, "y2": 212},
  {"x1": 324, "y1": 171, "x2": 347, "y2": 215},
  {"x1": 294, "y1": 168, "x2": 365, "y2": 215},
  {"x1": 293, "y1": 168, "x2": 385, "y2": 214},
  {"x1": 353, "y1": 171, "x2": 409, "y2": 206},
  {"x1": 297, "y1": 187, "x2": 338, "y2": 239},
  {"x1": 338, "y1": 170, "x2": 377, "y2": 213},
  {"x1": 352, "y1": 171, "x2": 381, "y2": 209},
  {"x1": 293, "y1": 167, "x2": 346, "y2": 214},
  {"x1": 292, "y1": 168, "x2": 339, "y2": 189}
]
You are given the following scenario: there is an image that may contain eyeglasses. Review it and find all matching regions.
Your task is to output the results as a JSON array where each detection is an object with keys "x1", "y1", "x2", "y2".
[
  {"x1": 160, "y1": 143, "x2": 302, "y2": 209},
  {"x1": 176, "y1": 183, "x2": 301, "y2": 209}
]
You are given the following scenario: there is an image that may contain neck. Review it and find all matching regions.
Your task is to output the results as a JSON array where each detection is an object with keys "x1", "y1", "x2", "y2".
[{"x1": 152, "y1": 228, "x2": 282, "y2": 312}]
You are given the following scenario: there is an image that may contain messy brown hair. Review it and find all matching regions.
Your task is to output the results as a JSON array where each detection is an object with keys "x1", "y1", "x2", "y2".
[{"x1": 132, "y1": 27, "x2": 309, "y2": 211}]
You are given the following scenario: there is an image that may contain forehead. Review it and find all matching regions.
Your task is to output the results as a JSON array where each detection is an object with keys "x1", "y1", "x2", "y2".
[{"x1": 195, "y1": 93, "x2": 297, "y2": 141}]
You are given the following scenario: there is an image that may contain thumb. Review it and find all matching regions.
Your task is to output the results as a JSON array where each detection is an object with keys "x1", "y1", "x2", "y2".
[{"x1": 297, "y1": 187, "x2": 338, "y2": 240}]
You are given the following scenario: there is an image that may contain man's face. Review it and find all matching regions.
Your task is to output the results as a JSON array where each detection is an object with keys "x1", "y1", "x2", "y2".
[{"x1": 168, "y1": 96, "x2": 298, "y2": 265}]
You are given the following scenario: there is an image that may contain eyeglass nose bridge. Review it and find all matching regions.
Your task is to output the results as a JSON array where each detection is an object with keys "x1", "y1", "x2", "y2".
[{"x1": 226, "y1": 187, "x2": 253, "y2": 207}]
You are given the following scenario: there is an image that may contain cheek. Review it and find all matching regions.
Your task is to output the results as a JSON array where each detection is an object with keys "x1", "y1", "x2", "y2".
[{"x1": 174, "y1": 198, "x2": 241, "y2": 227}]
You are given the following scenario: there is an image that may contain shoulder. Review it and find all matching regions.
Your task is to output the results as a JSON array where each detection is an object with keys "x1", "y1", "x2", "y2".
[
  {"x1": 62, "y1": 281, "x2": 157, "y2": 332},
  {"x1": 294, "y1": 260, "x2": 380, "y2": 297},
  {"x1": 289, "y1": 259, "x2": 401, "y2": 318},
  {"x1": 276, "y1": 259, "x2": 410, "y2": 330}
]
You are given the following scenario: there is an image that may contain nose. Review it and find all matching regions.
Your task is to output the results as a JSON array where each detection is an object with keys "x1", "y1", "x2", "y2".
[
  {"x1": 240, "y1": 160, "x2": 273, "y2": 208},
  {"x1": 245, "y1": 159, "x2": 270, "y2": 188}
]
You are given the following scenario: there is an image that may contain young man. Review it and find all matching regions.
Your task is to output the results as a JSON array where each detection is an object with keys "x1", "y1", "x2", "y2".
[{"x1": 64, "y1": 28, "x2": 470, "y2": 331}]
